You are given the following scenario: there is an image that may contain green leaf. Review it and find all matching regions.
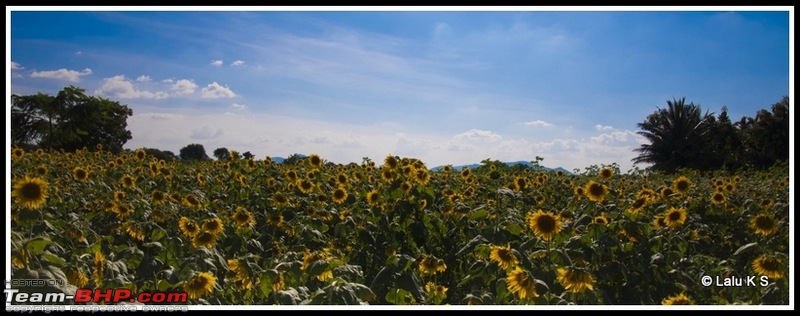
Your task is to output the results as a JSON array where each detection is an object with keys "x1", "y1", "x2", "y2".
[
  {"x1": 385, "y1": 288, "x2": 414, "y2": 305},
  {"x1": 42, "y1": 251, "x2": 66, "y2": 265},
  {"x1": 469, "y1": 208, "x2": 489, "y2": 220},
  {"x1": 733, "y1": 242, "x2": 759, "y2": 256},
  {"x1": 25, "y1": 237, "x2": 51, "y2": 255}
]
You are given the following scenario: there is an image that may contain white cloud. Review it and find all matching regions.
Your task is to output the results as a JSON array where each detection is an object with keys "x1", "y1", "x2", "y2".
[
  {"x1": 200, "y1": 82, "x2": 236, "y2": 98},
  {"x1": 75, "y1": 51, "x2": 82, "y2": 55},
  {"x1": 136, "y1": 75, "x2": 151, "y2": 82},
  {"x1": 595, "y1": 124, "x2": 614, "y2": 131},
  {"x1": 30, "y1": 68, "x2": 92, "y2": 82},
  {"x1": 95, "y1": 75, "x2": 169, "y2": 99},
  {"x1": 523, "y1": 120, "x2": 553, "y2": 127},
  {"x1": 231, "y1": 103, "x2": 247, "y2": 110},
  {"x1": 190, "y1": 125, "x2": 223, "y2": 140},
  {"x1": 231, "y1": 60, "x2": 245, "y2": 67},
  {"x1": 11, "y1": 61, "x2": 24, "y2": 70},
  {"x1": 453, "y1": 129, "x2": 503, "y2": 142},
  {"x1": 162, "y1": 78, "x2": 174, "y2": 83},
  {"x1": 171, "y1": 79, "x2": 198, "y2": 95},
  {"x1": 210, "y1": 60, "x2": 223, "y2": 67}
]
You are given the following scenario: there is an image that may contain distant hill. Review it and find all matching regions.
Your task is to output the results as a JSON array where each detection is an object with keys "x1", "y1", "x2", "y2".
[{"x1": 431, "y1": 161, "x2": 571, "y2": 174}]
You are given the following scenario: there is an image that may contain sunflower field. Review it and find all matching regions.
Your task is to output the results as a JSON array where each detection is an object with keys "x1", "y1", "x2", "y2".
[{"x1": 9, "y1": 146, "x2": 790, "y2": 305}]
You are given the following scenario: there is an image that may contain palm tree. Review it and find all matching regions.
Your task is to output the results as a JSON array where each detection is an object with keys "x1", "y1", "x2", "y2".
[{"x1": 633, "y1": 97, "x2": 714, "y2": 172}]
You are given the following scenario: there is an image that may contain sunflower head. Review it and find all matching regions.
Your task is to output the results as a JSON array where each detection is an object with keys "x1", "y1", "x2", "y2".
[
  {"x1": 662, "y1": 292, "x2": 694, "y2": 305},
  {"x1": 489, "y1": 244, "x2": 518, "y2": 270},
  {"x1": 711, "y1": 192, "x2": 727, "y2": 205},
  {"x1": 584, "y1": 180, "x2": 608, "y2": 202},
  {"x1": 750, "y1": 213, "x2": 778, "y2": 237},
  {"x1": 11, "y1": 175, "x2": 49, "y2": 209},
  {"x1": 72, "y1": 167, "x2": 90, "y2": 181},
  {"x1": 599, "y1": 167, "x2": 614, "y2": 179},
  {"x1": 752, "y1": 255, "x2": 783, "y2": 279},
  {"x1": 506, "y1": 267, "x2": 538, "y2": 300},
  {"x1": 332, "y1": 187, "x2": 348, "y2": 204},
  {"x1": 183, "y1": 271, "x2": 216, "y2": 300},
  {"x1": 193, "y1": 231, "x2": 217, "y2": 248},
  {"x1": 179, "y1": 217, "x2": 200, "y2": 237},
  {"x1": 525, "y1": 209, "x2": 563, "y2": 241},
  {"x1": 663, "y1": 207, "x2": 688, "y2": 228},
  {"x1": 203, "y1": 218, "x2": 224, "y2": 235},
  {"x1": 673, "y1": 175, "x2": 692, "y2": 193},
  {"x1": 556, "y1": 267, "x2": 595, "y2": 293}
]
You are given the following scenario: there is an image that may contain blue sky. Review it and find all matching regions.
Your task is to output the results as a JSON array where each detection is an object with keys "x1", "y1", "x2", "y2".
[{"x1": 7, "y1": 7, "x2": 792, "y2": 172}]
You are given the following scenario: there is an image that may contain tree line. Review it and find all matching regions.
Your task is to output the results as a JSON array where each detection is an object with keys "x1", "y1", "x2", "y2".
[
  {"x1": 633, "y1": 96, "x2": 789, "y2": 173},
  {"x1": 10, "y1": 86, "x2": 790, "y2": 173}
]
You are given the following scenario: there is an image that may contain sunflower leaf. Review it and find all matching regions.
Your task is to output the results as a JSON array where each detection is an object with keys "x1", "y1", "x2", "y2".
[{"x1": 733, "y1": 242, "x2": 759, "y2": 256}]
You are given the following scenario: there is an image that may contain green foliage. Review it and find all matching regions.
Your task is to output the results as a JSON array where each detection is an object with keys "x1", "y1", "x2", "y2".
[
  {"x1": 11, "y1": 86, "x2": 133, "y2": 153},
  {"x1": 634, "y1": 96, "x2": 789, "y2": 173},
  {"x1": 179, "y1": 143, "x2": 211, "y2": 161}
]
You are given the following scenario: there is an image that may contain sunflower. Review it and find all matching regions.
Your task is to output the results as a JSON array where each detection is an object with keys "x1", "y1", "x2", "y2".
[
  {"x1": 415, "y1": 169, "x2": 430, "y2": 186},
  {"x1": 599, "y1": 167, "x2": 614, "y2": 179},
  {"x1": 272, "y1": 273, "x2": 285, "y2": 292},
  {"x1": 193, "y1": 231, "x2": 217, "y2": 248},
  {"x1": 72, "y1": 167, "x2": 90, "y2": 181},
  {"x1": 179, "y1": 217, "x2": 200, "y2": 237},
  {"x1": 506, "y1": 267, "x2": 538, "y2": 300},
  {"x1": 489, "y1": 244, "x2": 518, "y2": 270},
  {"x1": 556, "y1": 267, "x2": 595, "y2": 293},
  {"x1": 315, "y1": 270, "x2": 334, "y2": 282},
  {"x1": 660, "y1": 187, "x2": 676, "y2": 200},
  {"x1": 93, "y1": 251, "x2": 105, "y2": 286},
  {"x1": 661, "y1": 292, "x2": 693, "y2": 305},
  {"x1": 759, "y1": 199, "x2": 775, "y2": 210},
  {"x1": 652, "y1": 215, "x2": 666, "y2": 229},
  {"x1": 425, "y1": 281, "x2": 448, "y2": 302},
  {"x1": 384, "y1": 155, "x2": 399, "y2": 169},
  {"x1": 573, "y1": 186, "x2": 585, "y2": 200},
  {"x1": 749, "y1": 213, "x2": 778, "y2": 237},
  {"x1": 65, "y1": 267, "x2": 89, "y2": 288},
  {"x1": 113, "y1": 190, "x2": 126, "y2": 202},
  {"x1": 11, "y1": 175, "x2": 49, "y2": 209},
  {"x1": 115, "y1": 204, "x2": 133, "y2": 218},
  {"x1": 525, "y1": 209, "x2": 562, "y2": 241},
  {"x1": 297, "y1": 179, "x2": 315, "y2": 194},
  {"x1": 35, "y1": 165, "x2": 48, "y2": 176},
  {"x1": 225, "y1": 259, "x2": 254, "y2": 290},
  {"x1": 232, "y1": 207, "x2": 255, "y2": 229},
  {"x1": 131, "y1": 148, "x2": 145, "y2": 160},
  {"x1": 752, "y1": 255, "x2": 783, "y2": 279},
  {"x1": 673, "y1": 176, "x2": 692, "y2": 194},
  {"x1": 400, "y1": 181, "x2": 413, "y2": 194},
  {"x1": 418, "y1": 255, "x2": 447, "y2": 275},
  {"x1": 273, "y1": 193, "x2": 290, "y2": 206},
  {"x1": 710, "y1": 192, "x2": 726, "y2": 205},
  {"x1": 203, "y1": 218, "x2": 224, "y2": 235},
  {"x1": 593, "y1": 213, "x2": 610, "y2": 225},
  {"x1": 12, "y1": 147, "x2": 25, "y2": 160},
  {"x1": 183, "y1": 271, "x2": 216, "y2": 300},
  {"x1": 381, "y1": 168, "x2": 396, "y2": 182},
  {"x1": 662, "y1": 207, "x2": 687, "y2": 228},
  {"x1": 513, "y1": 177, "x2": 527, "y2": 191},
  {"x1": 628, "y1": 197, "x2": 648, "y2": 214},
  {"x1": 183, "y1": 194, "x2": 202, "y2": 209},
  {"x1": 584, "y1": 180, "x2": 608, "y2": 202},
  {"x1": 332, "y1": 187, "x2": 348, "y2": 204},
  {"x1": 123, "y1": 222, "x2": 144, "y2": 241},
  {"x1": 285, "y1": 169, "x2": 298, "y2": 181},
  {"x1": 366, "y1": 189, "x2": 381, "y2": 206},
  {"x1": 460, "y1": 168, "x2": 472, "y2": 180},
  {"x1": 151, "y1": 190, "x2": 167, "y2": 205}
]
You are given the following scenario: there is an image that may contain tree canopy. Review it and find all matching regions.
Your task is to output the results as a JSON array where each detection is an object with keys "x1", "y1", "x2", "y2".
[
  {"x1": 634, "y1": 96, "x2": 789, "y2": 173},
  {"x1": 11, "y1": 86, "x2": 133, "y2": 153}
]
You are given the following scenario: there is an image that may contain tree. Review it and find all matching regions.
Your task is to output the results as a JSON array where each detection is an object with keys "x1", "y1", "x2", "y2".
[
  {"x1": 242, "y1": 151, "x2": 254, "y2": 159},
  {"x1": 143, "y1": 147, "x2": 177, "y2": 162},
  {"x1": 632, "y1": 97, "x2": 714, "y2": 173},
  {"x1": 10, "y1": 86, "x2": 133, "y2": 153},
  {"x1": 213, "y1": 147, "x2": 230, "y2": 160},
  {"x1": 738, "y1": 96, "x2": 790, "y2": 169},
  {"x1": 179, "y1": 143, "x2": 211, "y2": 161}
]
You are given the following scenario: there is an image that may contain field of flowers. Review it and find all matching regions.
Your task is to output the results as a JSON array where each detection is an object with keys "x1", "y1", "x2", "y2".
[{"x1": 9, "y1": 146, "x2": 790, "y2": 305}]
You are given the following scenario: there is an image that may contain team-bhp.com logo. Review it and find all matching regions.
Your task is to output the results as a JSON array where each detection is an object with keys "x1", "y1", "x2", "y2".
[{"x1": 6, "y1": 280, "x2": 188, "y2": 304}]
